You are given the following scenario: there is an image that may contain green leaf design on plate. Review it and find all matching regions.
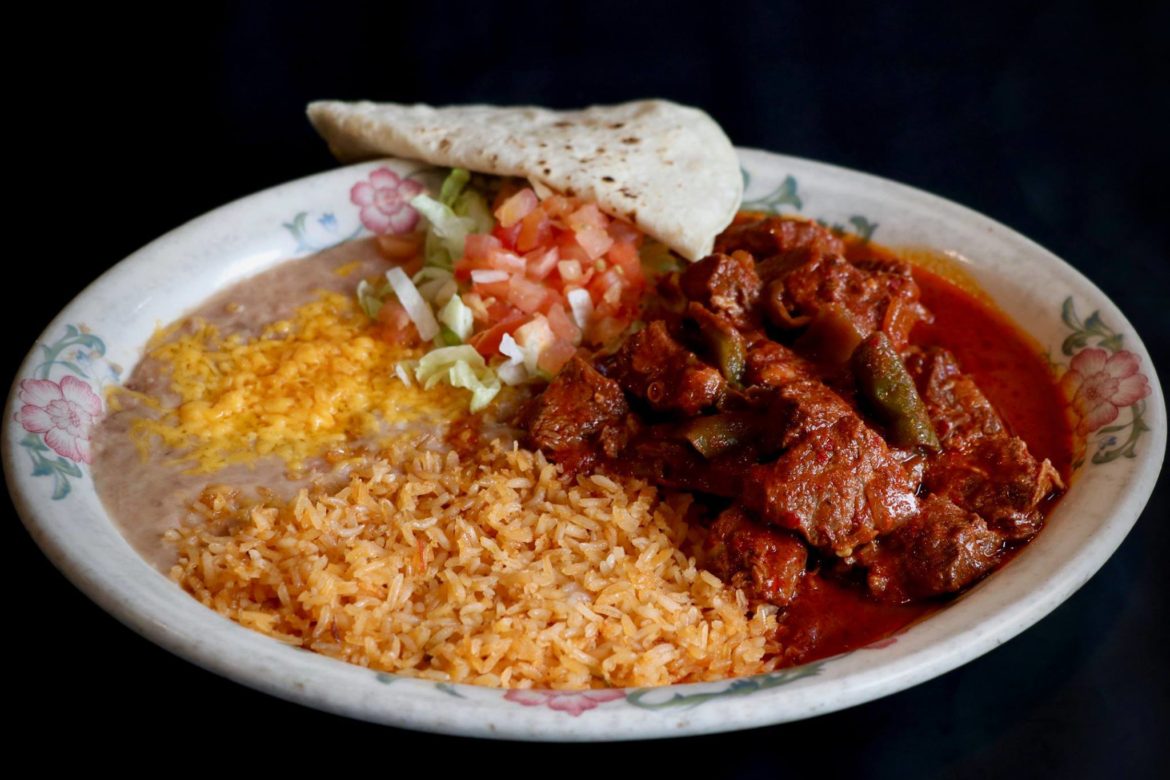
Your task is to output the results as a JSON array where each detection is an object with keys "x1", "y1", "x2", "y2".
[
  {"x1": 625, "y1": 661, "x2": 825, "y2": 710},
  {"x1": 741, "y1": 173, "x2": 803, "y2": 213},
  {"x1": 435, "y1": 682, "x2": 466, "y2": 699},
  {"x1": 1091, "y1": 400, "x2": 1149, "y2": 464},
  {"x1": 1059, "y1": 297, "x2": 1124, "y2": 356},
  {"x1": 283, "y1": 210, "x2": 363, "y2": 253}
]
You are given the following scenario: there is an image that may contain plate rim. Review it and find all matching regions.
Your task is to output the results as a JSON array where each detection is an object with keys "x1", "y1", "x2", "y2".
[{"x1": 5, "y1": 148, "x2": 1165, "y2": 740}]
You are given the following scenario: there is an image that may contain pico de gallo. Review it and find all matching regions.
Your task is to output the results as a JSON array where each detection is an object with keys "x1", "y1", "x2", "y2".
[{"x1": 359, "y1": 168, "x2": 674, "y2": 411}]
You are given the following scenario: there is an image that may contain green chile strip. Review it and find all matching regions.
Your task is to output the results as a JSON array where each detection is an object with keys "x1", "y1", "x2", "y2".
[
  {"x1": 683, "y1": 413, "x2": 753, "y2": 458},
  {"x1": 852, "y1": 332, "x2": 940, "y2": 451},
  {"x1": 704, "y1": 326, "x2": 746, "y2": 385}
]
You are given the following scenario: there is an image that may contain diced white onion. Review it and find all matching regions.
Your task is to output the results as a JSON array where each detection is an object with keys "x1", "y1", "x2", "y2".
[
  {"x1": 471, "y1": 269, "x2": 509, "y2": 284},
  {"x1": 513, "y1": 315, "x2": 554, "y2": 374},
  {"x1": 384, "y1": 267, "x2": 439, "y2": 341},
  {"x1": 499, "y1": 333, "x2": 524, "y2": 365},
  {"x1": 497, "y1": 361, "x2": 528, "y2": 386},
  {"x1": 566, "y1": 288, "x2": 594, "y2": 330}
]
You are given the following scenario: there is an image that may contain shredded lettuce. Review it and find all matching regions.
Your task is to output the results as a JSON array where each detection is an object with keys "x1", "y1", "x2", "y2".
[
  {"x1": 412, "y1": 266, "x2": 457, "y2": 306},
  {"x1": 412, "y1": 345, "x2": 501, "y2": 412},
  {"x1": 411, "y1": 168, "x2": 495, "y2": 269},
  {"x1": 356, "y1": 278, "x2": 391, "y2": 319},
  {"x1": 437, "y1": 294, "x2": 474, "y2": 343},
  {"x1": 384, "y1": 267, "x2": 439, "y2": 341},
  {"x1": 438, "y1": 167, "x2": 471, "y2": 203},
  {"x1": 639, "y1": 239, "x2": 682, "y2": 274}
]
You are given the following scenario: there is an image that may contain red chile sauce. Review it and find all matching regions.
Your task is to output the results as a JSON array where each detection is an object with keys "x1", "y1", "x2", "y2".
[{"x1": 775, "y1": 240, "x2": 1073, "y2": 666}]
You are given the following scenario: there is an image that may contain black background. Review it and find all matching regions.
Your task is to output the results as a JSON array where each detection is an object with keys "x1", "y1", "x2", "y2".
[{"x1": 5, "y1": 0, "x2": 1167, "y2": 775}]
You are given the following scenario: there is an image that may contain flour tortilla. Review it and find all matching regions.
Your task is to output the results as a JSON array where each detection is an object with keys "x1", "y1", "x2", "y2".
[{"x1": 307, "y1": 99, "x2": 742, "y2": 261}]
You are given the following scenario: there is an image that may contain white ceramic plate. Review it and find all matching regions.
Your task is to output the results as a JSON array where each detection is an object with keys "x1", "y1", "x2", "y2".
[{"x1": 4, "y1": 150, "x2": 1164, "y2": 740}]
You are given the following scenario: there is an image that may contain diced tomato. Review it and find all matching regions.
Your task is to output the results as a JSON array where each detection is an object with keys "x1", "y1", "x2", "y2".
[
  {"x1": 468, "y1": 312, "x2": 530, "y2": 358},
  {"x1": 507, "y1": 274, "x2": 550, "y2": 313},
  {"x1": 537, "y1": 338, "x2": 578, "y2": 376},
  {"x1": 492, "y1": 221, "x2": 523, "y2": 250},
  {"x1": 607, "y1": 218, "x2": 642, "y2": 246},
  {"x1": 567, "y1": 203, "x2": 608, "y2": 232},
  {"x1": 376, "y1": 232, "x2": 424, "y2": 262},
  {"x1": 525, "y1": 247, "x2": 560, "y2": 280},
  {"x1": 555, "y1": 235, "x2": 592, "y2": 266},
  {"x1": 545, "y1": 302, "x2": 582, "y2": 345},
  {"x1": 495, "y1": 188, "x2": 539, "y2": 228},
  {"x1": 464, "y1": 233, "x2": 503, "y2": 263},
  {"x1": 486, "y1": 248, "x2": 526, "y2": 274},
  {"x1": 473, "y1": 280, "x2": 511, "y2": 300},
  {"x1": 485, "y1": 297, "x2": 518, "y2": 322},
  {"x1": 588, "y1": 268, "x2": 624, "y2": 303},
  {"x1": 606, "y1": 241, "x2": 644, "y2": 286},
  {"x1": 490, "y1": 179, "x2": 527, "y2": 214},
  {"x1": 431, "y1": 185, "x2": 652, "y2": 375},
  {"x1": 375, "y1": 299, "x2": 421, "y2": 346},
  {"x1": 516, "y1": 208, "x2": 553, "y2": 252},
  {"x1": 541, "y1": 194, "x2": 574, "y2": 219},
  {"x1": 574, "y1": 225, "x2": 614, "y2": 260}
]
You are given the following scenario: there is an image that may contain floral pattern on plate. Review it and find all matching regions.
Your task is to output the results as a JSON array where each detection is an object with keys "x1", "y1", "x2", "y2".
[
  {"x1": 283, "y1": 166, "x2": 436, "y2": 253},
  {"x1": 1056, "y1": 298, "x2": 1152, "y2": 467},
  {"x1": 13, "y1": 324, "x2": 119, "y2": 499}
]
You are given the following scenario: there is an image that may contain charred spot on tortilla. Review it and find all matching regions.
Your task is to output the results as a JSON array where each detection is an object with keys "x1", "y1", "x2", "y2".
[{"x1": 305, "y1": 99, "x2": 742, "y2": 260}]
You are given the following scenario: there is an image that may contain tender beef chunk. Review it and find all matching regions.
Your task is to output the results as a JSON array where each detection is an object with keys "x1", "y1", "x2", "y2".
[
  {"x1": 679, "y1": 251, "x2": 762, "y2": 329},
  {"x1": 925, "y1": 438, "x2": 1062, "y2": 541},
  {"x1": 906, "y1": 348, "x2": 1063, "y2": 540},
  {"x1": 525, "y1": 356, "x2": 629, "y2": 473},
  {"x1": 764, "y1": 380, "x2": 856, "y2": 451},
  {"x1": 744, "y1": 337, "x2": 816, "y2": 388},
  {"x1": 906, "y1": 348, "x2": 1005, "y2": 449},
  {"x1": 715, "y1": 216, "x2": 846, "y2": 260},
  {"x1": 622, "y1": 434, "x2": 749, "y2": 497},
  {"x1": 852, "y1": 257, "x2": 916, "y2": 277},
  {"x1": 603, "y1": 320, "x2": 725, "y2": 415},
  {"x1": 706, "y1": 506, "x2": 807, "y2": 605},
  {"x1": 763, "y1": 253, "x2": 926, "y2": 349},
  {"x1": 864, "y1": 495, "x2": 1004, "y2": 602},
  {"x1": 742, "y1": 415, "x2": 919, "y2": 556}
]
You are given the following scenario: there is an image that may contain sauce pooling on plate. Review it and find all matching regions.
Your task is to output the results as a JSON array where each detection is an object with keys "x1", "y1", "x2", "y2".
[
  {"x1": 90, "y1": 213, "x2": 1073, "y2": 683},
  {"x1": 523, "y1": 215, "x2": 1072, "y2": 666}
]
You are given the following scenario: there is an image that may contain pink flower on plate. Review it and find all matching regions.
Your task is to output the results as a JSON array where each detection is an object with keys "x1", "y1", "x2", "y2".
[
  {"x1": 504, "y1": 689, "x2": 626, "y2": 717},
  {"x1": 16, "y1": 375, "x2": 102, "y2": 463},
  {"x1": 1060, "y1": 348, "x2": 1151, "y2": 436},
  {"x1": 350, "y1": 168, "x2": 423, "y2": 235}
]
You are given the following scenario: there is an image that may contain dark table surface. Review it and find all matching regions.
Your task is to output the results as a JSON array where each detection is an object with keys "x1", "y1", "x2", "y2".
[{"x1": 6, "y1": 1, "x2": 1167, "y2": 774}]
